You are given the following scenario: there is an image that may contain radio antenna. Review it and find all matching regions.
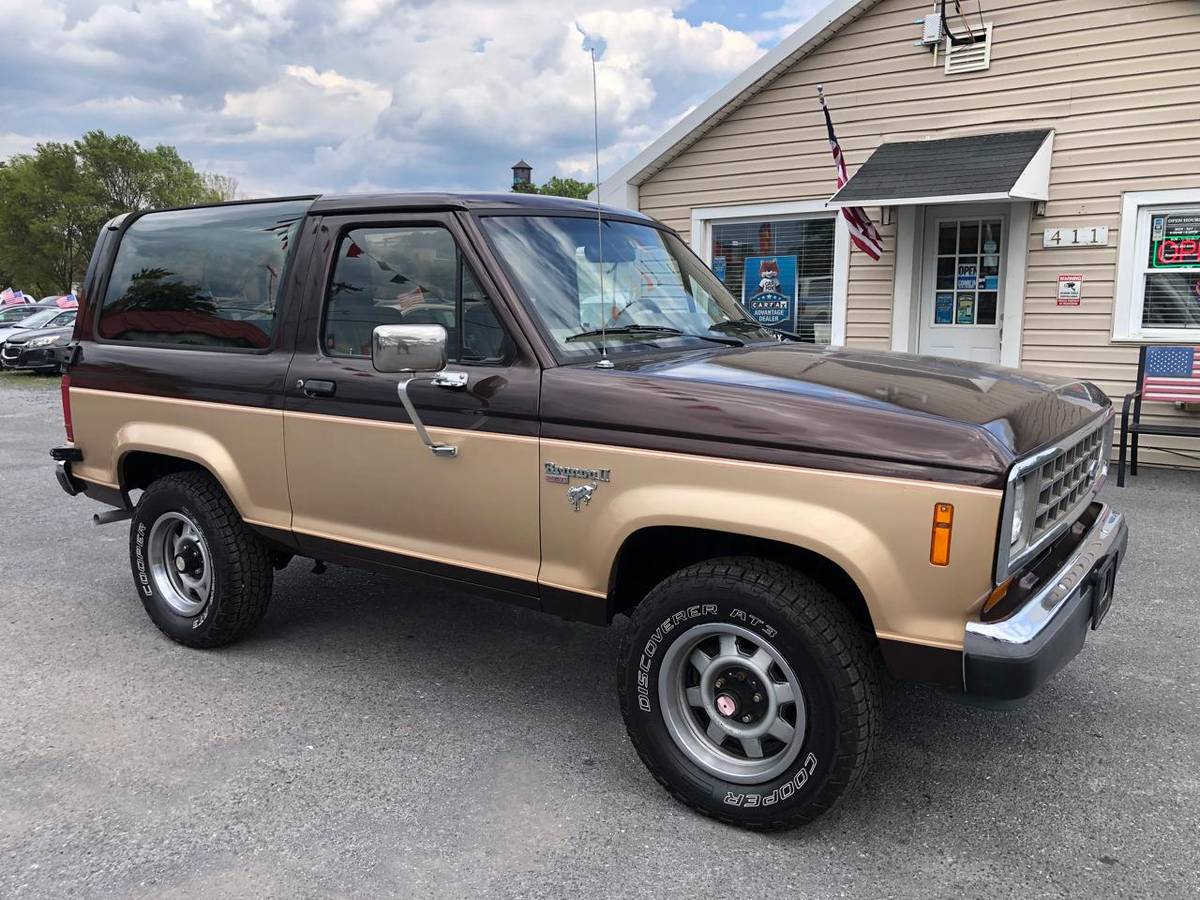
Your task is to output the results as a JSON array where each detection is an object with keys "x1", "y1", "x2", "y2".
[{"x1": 589, "y1": 44, "x2": 614, "y2": 369}]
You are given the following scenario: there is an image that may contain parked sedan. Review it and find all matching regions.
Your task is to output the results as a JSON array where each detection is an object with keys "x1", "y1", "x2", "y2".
[
  {"x1": 1, "y1": 325, "x2": 73, "y2": 373},
  {"x1": 0, "y1": 305, "x2": 74, "y2": 338}
]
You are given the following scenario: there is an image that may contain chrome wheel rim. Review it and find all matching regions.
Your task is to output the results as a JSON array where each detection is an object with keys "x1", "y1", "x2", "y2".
[
  {"x1": 658, "y1": 622, "x2": 807, "y2": 784},
  {"x1": 147, "y1": 512, "x2": 212, "y2": 617}
]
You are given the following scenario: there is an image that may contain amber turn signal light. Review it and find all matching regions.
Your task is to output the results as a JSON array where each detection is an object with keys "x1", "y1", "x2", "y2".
[
  {"x1": 930, "y1": 503, "x2": 954, "y2": 566},
  {"x1": 982, "y1": 578, "x2": 1013, "y2": 616}
]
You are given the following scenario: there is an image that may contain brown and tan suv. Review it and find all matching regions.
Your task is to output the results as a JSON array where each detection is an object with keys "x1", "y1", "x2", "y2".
[{"x1": 52, "y1": 193, "x2": 1127, "y2": 829}]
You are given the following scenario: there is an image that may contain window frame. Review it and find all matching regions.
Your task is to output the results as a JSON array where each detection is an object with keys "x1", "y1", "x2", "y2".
[
  {"x1": 91, "y1": 197, "x2": 314, "y2": 355},
  {"x1": 318, "y1": 220, "x2": 514, "y2": 367},
  {"x1": 1113, "y1": 188, "x2": 1200, "y2": 343}
]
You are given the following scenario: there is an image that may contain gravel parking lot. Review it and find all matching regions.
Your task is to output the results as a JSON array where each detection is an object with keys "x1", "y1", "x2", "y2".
[{"x1": 2, "y1": 371, "x2": 1198, "y2": 899}]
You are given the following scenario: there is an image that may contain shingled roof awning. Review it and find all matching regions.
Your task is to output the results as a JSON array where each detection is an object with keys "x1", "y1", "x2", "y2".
[{"x1": 828, "y1": 129, "x2": 1054, "y2": 208}]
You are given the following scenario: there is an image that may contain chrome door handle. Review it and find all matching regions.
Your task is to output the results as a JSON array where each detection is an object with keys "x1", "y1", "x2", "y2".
[{"x1": 430, "y1": 371, "x2": 468, "y2": 389}]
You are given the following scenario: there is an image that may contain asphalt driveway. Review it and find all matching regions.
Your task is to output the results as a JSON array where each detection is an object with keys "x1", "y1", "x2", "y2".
[{"x1": 1, "y1": 371, "x2": 1198, "y2": 899}]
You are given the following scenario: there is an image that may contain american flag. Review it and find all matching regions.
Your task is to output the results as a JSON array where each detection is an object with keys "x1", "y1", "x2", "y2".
[
  {"x1": 821, "y1": 95, "x2": 883, "y2": 261},
  {"x1": 1143, "y1": 345, "x2": 1200, "y2": 403}
]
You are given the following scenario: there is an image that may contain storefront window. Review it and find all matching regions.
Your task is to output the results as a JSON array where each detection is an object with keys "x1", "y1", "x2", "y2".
[
  {"x1": 1115, "y1": 192, "x2": 1200, "y2": 341},
  {"x1": 710, "y1": 217, "x2": 835, "y2": 343},
  {"x1": 1141, "y1": 210, "x2": 1200, "y2": 331}
]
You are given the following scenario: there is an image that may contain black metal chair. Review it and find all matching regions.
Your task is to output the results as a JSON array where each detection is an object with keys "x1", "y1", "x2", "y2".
[{"x1": 1117, "y1": 344, "x2": 1200, "y2": 486}]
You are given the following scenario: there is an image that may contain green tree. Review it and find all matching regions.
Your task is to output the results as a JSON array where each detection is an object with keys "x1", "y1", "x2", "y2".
[
  {"x1": 537, "y1": 176, "x2": 595, "y2": 199},
  {"x1": 510, "y1": 175, "x2": 596, "y2": 200},
  {"x1": 0, "y1": 131, "x2": 231, "y2": 296}
]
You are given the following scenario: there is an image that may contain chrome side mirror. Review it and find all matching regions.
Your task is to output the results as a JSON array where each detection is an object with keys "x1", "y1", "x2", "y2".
[
  {"x1": 371, "y1": 324, "x2": 448, "y2": 374},
  {"x1": 371, "y1": 324, "x2": 457, "y2": 458}
]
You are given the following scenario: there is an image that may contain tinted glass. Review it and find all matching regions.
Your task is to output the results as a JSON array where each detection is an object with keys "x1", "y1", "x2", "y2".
[
  {"x1": 99, "y1": 200, "x2": 309, "y2": 349},
  {"x1": 322, "y1": 226, "x2": 510, "y2": 363},
  {"x1": 483, "y1": 215, "x2": 773, "y2": 360}
]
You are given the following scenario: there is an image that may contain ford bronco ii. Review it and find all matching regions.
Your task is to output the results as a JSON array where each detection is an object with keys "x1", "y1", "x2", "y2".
[{"x1": 53, "y1": 193, "x2": 1127, "y2": 829}]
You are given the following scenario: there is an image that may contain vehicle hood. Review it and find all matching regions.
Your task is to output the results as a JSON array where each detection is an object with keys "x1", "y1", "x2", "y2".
[
  {"x1": 540, "y1": 342, "x2": 1110, "y2": 486},
  {"x1": 4, "y1": 325, "x2": 73, "y2": 345}
]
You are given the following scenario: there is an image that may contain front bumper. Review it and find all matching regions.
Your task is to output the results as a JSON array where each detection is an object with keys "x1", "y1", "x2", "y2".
[
  {"x1": 964, "y1": 502, "x2": 1127, "y2": 701},
  {"x1": 2, "y1": 344, "x2": 63, "y2": 371}
]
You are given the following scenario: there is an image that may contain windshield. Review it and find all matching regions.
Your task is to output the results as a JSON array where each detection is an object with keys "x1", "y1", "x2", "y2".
[
  {"x1": 3, "y1": 307, "x2": 58, "y2": 329},
  {"x1": 480, "y1": 215, "x2": 774, "y2": 360}
]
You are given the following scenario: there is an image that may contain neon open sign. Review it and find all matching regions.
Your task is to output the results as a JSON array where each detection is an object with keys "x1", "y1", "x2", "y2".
[{"x1": 1150, "y1": 213, "x2": 1200, "y2": 268}]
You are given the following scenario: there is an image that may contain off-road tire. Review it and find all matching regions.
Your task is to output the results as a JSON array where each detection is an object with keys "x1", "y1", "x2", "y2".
[
  {"x1": 129, "y1": 471, "x2": 273, "y2": 648},
  {"x1": 617, "y1": 556, "x2": 880, "y2": 830}
]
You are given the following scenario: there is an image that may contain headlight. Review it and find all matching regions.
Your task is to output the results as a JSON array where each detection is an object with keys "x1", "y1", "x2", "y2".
[
  {"x1": 1010, "y1": 478, "x2": 1026, "y2": 546},
  {"x1": 27, "y1": 334, "x2": 65, "y2": 348}
]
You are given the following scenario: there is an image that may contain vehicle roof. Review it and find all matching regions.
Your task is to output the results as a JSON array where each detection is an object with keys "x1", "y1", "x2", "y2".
[{"x1": 308, "y1": 191, "x2": 650, "y2": 220}]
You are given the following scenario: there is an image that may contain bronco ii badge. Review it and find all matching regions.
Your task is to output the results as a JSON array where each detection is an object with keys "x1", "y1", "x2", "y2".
[
  {"x1": 544, "y1": 462, "x2": 611, "y2": 485},
  {"x1": 566, "y1": 483, "x2": 597, "y2": 512}
]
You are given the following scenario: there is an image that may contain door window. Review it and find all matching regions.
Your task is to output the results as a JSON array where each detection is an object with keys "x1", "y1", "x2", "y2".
[
  {"x1": 322, "y1": 226, "x2": 511, "y2": 363},
  {"x1": 932, "y1": 219, "x2": 1002, "y2": 327}
]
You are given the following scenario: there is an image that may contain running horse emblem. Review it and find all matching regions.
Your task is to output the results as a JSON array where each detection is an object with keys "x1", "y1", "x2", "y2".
[{"x1": 566, "y1": 483, "x2": 597, "y2": 512}]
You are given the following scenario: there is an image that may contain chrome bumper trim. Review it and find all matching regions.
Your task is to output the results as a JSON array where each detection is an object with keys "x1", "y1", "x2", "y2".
[{"x1": 967, "y1": 504, "x2": 1124, "y2": 647}]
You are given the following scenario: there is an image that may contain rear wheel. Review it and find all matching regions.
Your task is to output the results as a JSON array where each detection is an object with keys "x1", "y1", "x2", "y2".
[
  {"x1": 617, "y1": 556, "x2": 880, "y2": 830},
  {"x1": 129, "y1": 471, "x2": 273, "y2": 648}
]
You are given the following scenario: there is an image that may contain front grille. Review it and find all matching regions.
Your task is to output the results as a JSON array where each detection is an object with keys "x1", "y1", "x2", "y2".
[
  {"x1": 1, "y1": 345, "x2": 19, "y2": 361},
  {"x1": 1030, "y1": 423, "x2": 1107, "y2": 543}
]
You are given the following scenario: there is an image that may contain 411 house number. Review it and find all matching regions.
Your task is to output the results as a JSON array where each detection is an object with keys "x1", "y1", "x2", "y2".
[{"x1": 1043, "y1": 226, "x2": 1109, "y2": 248}]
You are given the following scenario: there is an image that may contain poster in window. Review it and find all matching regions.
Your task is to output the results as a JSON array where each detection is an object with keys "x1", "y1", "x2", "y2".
[
  {"x1": 956, "y1": 295, "x2": 976, "y2": 324},
  {"x1": 934, "y1": 292, "x2": 954, "y2": 324},
  {"x1": 712, "y1": 256, "x2": 727, "y2": 283},
  {"x1": 956, "y1": 263, "x2": 979, "y2": 290},
  {"x1": 742, "y1": 255, "x2": 798, "y2": 328},
  {"x1": 1149, "y1": 213, "x2": 1200, "y2": 268}
]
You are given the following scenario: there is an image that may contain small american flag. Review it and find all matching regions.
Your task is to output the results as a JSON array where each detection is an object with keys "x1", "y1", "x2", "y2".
[
  {"x1": 1143, "y1": 345, "x2": 1200, "y2": 403},
  {"x1": 821, "y1": 92, "x2": 883, "y2": 261}
]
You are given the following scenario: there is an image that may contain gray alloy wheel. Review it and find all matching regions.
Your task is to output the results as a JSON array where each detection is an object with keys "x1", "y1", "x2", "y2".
[
  {"x1": 146, "y1": 511, "x2": 213, "y2": 617},
  {"x1": 658, "y1": 621, "x2": 807, "y2": 784}
]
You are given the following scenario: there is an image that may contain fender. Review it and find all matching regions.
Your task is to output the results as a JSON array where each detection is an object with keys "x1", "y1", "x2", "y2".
[{"x1": 538, "y1": 438, "x2": 1002, "y2": 650}]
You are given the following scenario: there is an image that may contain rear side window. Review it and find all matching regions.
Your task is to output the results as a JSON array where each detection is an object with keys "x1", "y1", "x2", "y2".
[
  {"x1": 98, "y1": 200, "x2": 309, "y2": 349},
  {"x1": 322, "y1": 226, "x2": 511, "y2": 363}
]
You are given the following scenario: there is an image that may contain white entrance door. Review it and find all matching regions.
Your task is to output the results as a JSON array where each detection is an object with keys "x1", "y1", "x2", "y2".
[{"x1": 919, "y1": 207, "x2": 1007, "y2": 363}]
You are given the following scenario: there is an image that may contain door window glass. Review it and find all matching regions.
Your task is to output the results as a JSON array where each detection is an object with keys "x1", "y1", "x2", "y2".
[
  {"x1": 98, "y1": 199, "x2": 309, "y2": 348},
  {"x1": 932, "y1": 219, "x2": 1001, "y2": 326},
  {"x1": 710, "y1": 217, "x2": 835, "y2": 343},
  {"x1": 322, "y1": 226, "x2": 510, "y2": 363}
]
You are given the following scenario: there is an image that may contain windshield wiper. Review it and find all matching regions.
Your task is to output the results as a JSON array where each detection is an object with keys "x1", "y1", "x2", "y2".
[
  {"x1": 709, "y1": 320, "x2": 801, "y2": 341},
  {"x1": 565, "y1": 324, "x2": 742, "y2": 347}
]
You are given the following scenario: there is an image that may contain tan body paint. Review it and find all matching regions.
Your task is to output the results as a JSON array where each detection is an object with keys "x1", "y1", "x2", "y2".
[{"x1": 69, "y1": 388, "x2": 1001, "y2": 651}]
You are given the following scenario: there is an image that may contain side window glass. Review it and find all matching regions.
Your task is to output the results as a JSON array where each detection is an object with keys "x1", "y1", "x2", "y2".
[
  {"x1": 98, "y1": 199, "x2": 308, "y2": 349},
  {"x1": 461, "y1": 266, "x2": 512, "y2": 362},
  {"x1": 323, "y1": 226, "x2": 510, "y2": 363}
]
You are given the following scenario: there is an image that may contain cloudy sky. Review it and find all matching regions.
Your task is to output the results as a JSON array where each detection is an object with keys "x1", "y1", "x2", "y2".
[{"x1": 1, "y1": 0, "x2": 825, "y2": 197}]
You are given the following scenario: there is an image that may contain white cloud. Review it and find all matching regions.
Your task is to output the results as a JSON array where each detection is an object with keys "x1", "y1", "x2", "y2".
[{"x1": 0, "y1": 0, "x2": 768, "y2": 196}]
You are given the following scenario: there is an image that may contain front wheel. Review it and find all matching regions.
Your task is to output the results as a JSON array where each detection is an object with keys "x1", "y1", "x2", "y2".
[
  {"x1": 617, "y1": 557, "x2": 880, "y2": 830},
  {"x1": 129, "y1": 471, "x2": 273, "y2": 648}
]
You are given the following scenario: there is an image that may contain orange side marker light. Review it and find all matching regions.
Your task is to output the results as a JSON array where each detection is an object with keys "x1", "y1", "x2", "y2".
[{"x1": 930, "y1": 503, "x2": 954, "y2": 566}]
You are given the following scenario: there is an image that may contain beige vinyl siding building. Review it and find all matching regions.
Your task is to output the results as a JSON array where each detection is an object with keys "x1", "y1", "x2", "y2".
[{"x1": 601, "y1": 0, "x2": 1200, "y2": 468}]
